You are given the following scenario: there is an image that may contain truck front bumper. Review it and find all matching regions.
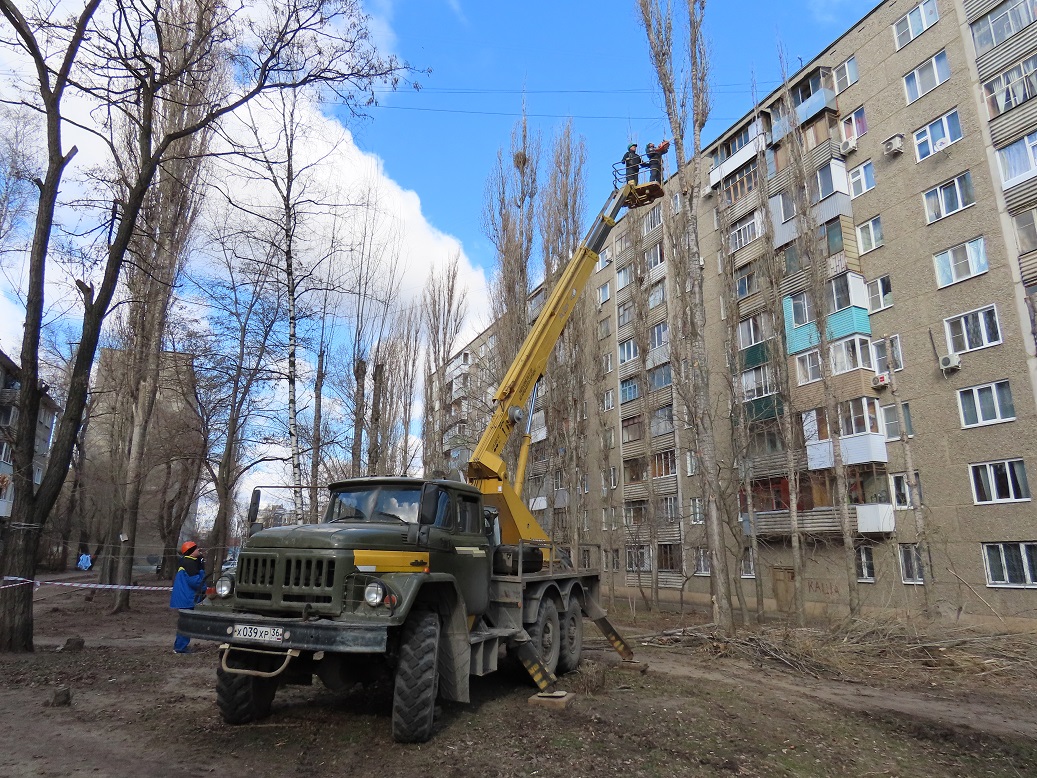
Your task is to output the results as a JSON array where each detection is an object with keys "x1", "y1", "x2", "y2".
[{"x1": 177, "y1": 608, "x2": 389, "y2": 653}]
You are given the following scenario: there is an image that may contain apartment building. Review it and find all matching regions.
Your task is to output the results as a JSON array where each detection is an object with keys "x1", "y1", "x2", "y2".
[
  {"x1": 0, "y1": 348, "x2": 60, "y2": 520},
  {"x1": 430, "y1": 0, "x2": 1037, "y2": 624}
]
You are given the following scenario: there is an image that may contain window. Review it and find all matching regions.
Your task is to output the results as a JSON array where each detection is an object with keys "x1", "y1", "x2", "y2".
[
  {"x1": 738, "y1": 313, "x2": 771, "y2": 349},
  {"x1": 617, "y1": 264, "x2": 633, "y2": 290},
  {"x1": 735, "y1": 265, "x2": 758, "y2": 299},
  {"x1": 648, "y1": 363, "x2": 671, "y2": 390},
  {"x1": 624, "y1": 459, "x2": 646, "y2": 484},
  {"x1": 842, "y1": 106, "x2": 867, "y2": 141},
  {"x1": 812, "y1": 163, "x2": 835, "y2": 202},
  {"x1": 872, "y1": 335, "x2": 903, "y2": 374},
  {"x1": 649, "y1": 280, "x2": 665, "y2": 308},
  {"x1": 694, "y1": 547, "x2": 711, "y2": 576},
  {"x1": 642, "y1": 204, "x2": 662, "y2": 235},
  {"x1": 882, "y1": 402, "x2": 914, "y2": 441},
  {"x1": 782, "y1": 243, "x2": 802, "y2": 275},
  {"x1": 796, "y1": 351, "x2": 821, "y2": 385},
  {"x1": 618, "y1": 338, "x2": 638, "y2": 364},
  {"x1": 750, "y1": 422, "x2": 784, "y2": 456},
  {"x1": 626, "y1": 545, "x2": 651, "y2": 572},
  {"x1": 645, "y1": 243, "x2": 664, "y2": 269},
  {"x1": 598, "y1": 281, "x2": 610, "y2": 305},
  {"x1": 915, "y1": 109, "x2": 963, "y2": 161},
  {"x1": 856, "y1": 217, "x2": 883, "y2": 254},
  {"x1": 971, "y1": 459, "x2": 1031, "y2": 503},
  {"x1": 658, "y1": 543, "x2": 682, "y2": 571},
  {"x1": 741, "y1": 364, "x2": 775, "y2": 400},
  {"x1": 900, "y1": 543, "x2": 925, "y2": 584},
  {"x1": 996, "y1": 131, "x2": 1037, "y2": 188},
  {"x1": 890, "y1": 472, "x2": 921, "y2": 509},
  {"x1": 856, "y1": 546, "x2": 876, "y2": 582},
  {"x1": 552, "y1": 470, "x2": 564, "y2": 492},
  {"x1": 972, "y1": 0, "x2": 1037, "y2": 56},
  {"x1": 603, "y1": 389, "x2": 615, "y2": 411},
  {"x1": 779, "y1": 190, "x2": 796, "y2": 222},
  {"x1": 924, "y1": 172, "x2": 975, "y2": 223},
  {"x1": 596, "y1": 245, "x2": 611, "y2": 271},
  {"x1": 840, "y1": 397, "x2": 882, "y2": 436},
  {"x1": 1016, "y1": 208, "x2": 1037, "y2": 254},
  {"x1": 830, "y1": 336, "x2": 873, "y2": 374},
  {"x1": 686, "y1": 450, "x2": 698, "y2": 476},
  {"x1": 934, "y1": 237, "x2": 988, "y2": 288},
  {"x1": 598, "y1": 317, "x2": 611, "y2": 339},
  {"x1": 620, "y1": 377, "x2": 639, "y2": 404},
  {"x1": 671, "y1": 192, "x2": 682, "y2": 213},
  {"x1": 867, "y1": 275, "x2": 893, "y2": 312},
  {"x1": 945, "y1": 305, "x2": 1001, "y2": 353},
  {"x1": 729, "y1": 212, "x2": 759, "y2": 252},
  {"x1": 959, "y1": 380, "x2": 1015, "y2": 427},
  {"x1": 904, "y1": 50, "x2": 950, "y2": 104},
  {"x1": 610, "y1": 466, "x2": 618, "y2": 488},
  {"x1": 617, "y1": 300, "x2": 633, "y2": 328},
  {"x1": 650, "y1": 406, "x2": 674, "y2": 437},
  {"x1": 984, "y1": 542, "x2": 1037, "y2": 587},
  {"x1": 735, "y1": 548, "x2": 755, "y2": 578},
  {"x1": 848, "y1": 160, "x2": 875, "y2": 198},
  {"x1": 649, "y1": 321, "x2": 669, "y2": 350},
  {"x1": 791, "y1": 291, "x2": 815, "y2": 327},
  {"x1": 894, "y1": 0, "x2": 938, "y2": 49},
  {"x1": 689, "y1": 497, "x2": 704, "y2": 524},
  {"x1": 602, "y1": 352, "x2": 613, "y2": 374},
  {"x1": 723, "y1": 159, "x2": 759, "y2": 205},
  {"x1": 651, "y1": 449, "x2": 677, "y2": 478},
  {"x1": 820, "y1": 217, "x2": 844, "y2": 256},
  {"x1": 834, "y1": 56, "x2": 858, "y2": 93},
  {"x1": 621, "y1": 415, "x2": 643, "y2": 444},
  {"x1": 983, "y1": 54, "x2": 1037, "y2": 118}
]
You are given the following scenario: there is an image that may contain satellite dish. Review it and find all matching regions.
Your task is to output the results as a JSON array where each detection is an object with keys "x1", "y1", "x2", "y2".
[{"x1": 934, "y1": 137, "x2": 949, "y2": 152}]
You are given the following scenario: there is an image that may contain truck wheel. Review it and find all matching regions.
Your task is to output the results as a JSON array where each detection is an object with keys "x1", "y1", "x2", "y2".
[
  {"x1": 556, "y1": 602, "x2": 583, "y2": 674},
  {"x1": 216, "y1": 666, "x2": 278, "y2": 725},
  {"x1": 528, "y1": 597, "x2": 560, "y2": 675},
  {"x1": 392, "y1": 609, "x2": 440, "y2": 743}
]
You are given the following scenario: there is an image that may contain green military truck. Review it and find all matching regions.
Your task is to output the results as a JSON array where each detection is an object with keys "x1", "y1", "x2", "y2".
[{"x1": 179, "y1": 178, "x2": 661, "y2": 742}]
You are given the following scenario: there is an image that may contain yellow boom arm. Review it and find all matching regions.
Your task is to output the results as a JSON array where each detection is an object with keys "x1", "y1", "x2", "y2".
[{"x1": 467, "y1": 181, "x2": 662, "y2": 544}]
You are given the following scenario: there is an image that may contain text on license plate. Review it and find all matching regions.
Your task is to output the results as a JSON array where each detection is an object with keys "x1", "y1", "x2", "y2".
[{"x1": 233, "y1": 624, "x2": 284, "y2": 643}]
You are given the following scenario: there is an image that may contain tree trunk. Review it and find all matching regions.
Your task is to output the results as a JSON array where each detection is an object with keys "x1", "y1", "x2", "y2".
[
  {"x1": 352, "y1": 358, "x2": 368, "y2": 476},
  {"x1": 367, "y1": 362, "x2": 385, "y2": 475}
]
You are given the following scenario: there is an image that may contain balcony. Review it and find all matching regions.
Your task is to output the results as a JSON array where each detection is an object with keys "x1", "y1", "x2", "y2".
[
  {"x1": 709, "y1": 133, "x2": 766, "y2": 189},
  {"x1": 742, "y1": 502, "x2": 894, "y2": 536},
  {"x1": 770, "y1": 89, "x2": 838, "y2": 143},
  {"x1": 806, "y1": 433, "x2": 888, "y2": 470}
]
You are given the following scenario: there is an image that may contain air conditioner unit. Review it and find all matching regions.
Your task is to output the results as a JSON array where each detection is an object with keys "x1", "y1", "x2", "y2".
[
  {"x1": 939, "y1": 352, "x2": 962, "y2": 371},
  {"x1": 883, "y1": 134, "x2": 905, "y2": 155},
  {"x1": 871, "y1": 372, "x2": 891, "y2": 389},
  {"x1": 839, "y1": 137, "x2": 858, "y2": 154}
]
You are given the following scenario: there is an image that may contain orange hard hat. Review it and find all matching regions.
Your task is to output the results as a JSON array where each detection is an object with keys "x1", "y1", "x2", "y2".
[{"x1": 180, "y1": 541, "x2": 198, "y2": 556}]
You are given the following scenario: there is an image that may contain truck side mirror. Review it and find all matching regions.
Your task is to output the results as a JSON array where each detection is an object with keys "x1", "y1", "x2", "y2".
[
  {"x1": 418, "y1": 484, "x2": 439, "y2": 526},
  {"x1": 249, "y1": 521, "x2": 263, "y2": 537}
]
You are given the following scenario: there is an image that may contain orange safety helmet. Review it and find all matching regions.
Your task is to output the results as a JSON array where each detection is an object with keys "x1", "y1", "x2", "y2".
[{"x1": 180, "y1": 541, "x2": 198, "y2": 556}]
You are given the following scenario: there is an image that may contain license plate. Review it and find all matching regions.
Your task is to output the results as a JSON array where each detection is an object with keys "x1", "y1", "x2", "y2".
[{"x1": 232, "y1": 624, "x2": 284, "y2": 643}]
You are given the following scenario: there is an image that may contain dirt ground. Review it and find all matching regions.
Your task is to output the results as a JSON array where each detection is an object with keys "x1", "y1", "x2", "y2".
[{"x1": 2, "y1": 573, "x2": 1037, "y2": 778}]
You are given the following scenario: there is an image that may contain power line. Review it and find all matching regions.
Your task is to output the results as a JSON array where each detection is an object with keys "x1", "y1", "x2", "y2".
[{"x1": 351, "y1": 103, "x2": 743, "y2": 123}]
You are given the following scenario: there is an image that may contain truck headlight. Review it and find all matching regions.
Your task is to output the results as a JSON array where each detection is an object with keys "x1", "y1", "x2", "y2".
[
  {"x1": 364, "y1": 581, "x2": 386, "y2": 607},
  {"x1": 215, "y1": 576, "x2": 234, "y2": 598}
]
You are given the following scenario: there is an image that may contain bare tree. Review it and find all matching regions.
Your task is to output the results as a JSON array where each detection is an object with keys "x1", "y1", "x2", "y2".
[
  {"x1": 0, "y1": 0, "x2": 407, "y2": 650},
  {"x1": 638, "y1": 0, "x2": 734, "y2": 634},
  {"x1": 0, "y1": 104, "x2": 40, "y2": 261}
]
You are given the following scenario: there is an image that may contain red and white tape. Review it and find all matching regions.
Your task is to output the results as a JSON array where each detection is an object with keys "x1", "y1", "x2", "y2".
[{"x1": 1, "y1": 576, "x2": 173, "y2": 592}]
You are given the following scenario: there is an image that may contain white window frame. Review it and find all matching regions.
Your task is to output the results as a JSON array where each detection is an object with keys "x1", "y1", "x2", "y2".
[
  {"x1": 619, "y1": 377, "x2": 639, "y2": 404},
  {"x1": 689, "y1": 497, "x2": 704, "y2": 525},
  {"x1": 735, "y1": 265, "x2": 758, "y2": 299},
  {"x1": 857, "y1": 546, "x2": 876, "y2": 582},
  {"x1": 779, "y1": 190, "x2": 796, "y2": 223},
  {"x1": 856, "y1": 216, "x2": 883, "y2": 254},
  {"x1": 1016, "y1": 207, "x2": 1037, "y2": 254},
  {"x1": 686, "y1": 451, "x2": 698, "y2": 476},
  {"x1": 740, "y1": 548, "x2": 756, "y2": 579},
  {"x1": 834, "y1": 56, "x2": 859, "y2": 93},
  {"x1": 813, "y1": 163, "x2": 835, "y2": 202},
  {"x1": 848, "y1": 160, "x2": 875, "y2": 198},
  {"x1": 900, "y1": 543, "x2": 925, "y2": 584},
  {"x1": 738, "y1": 313, "x2": 771, "y2": 350},
  {"x1": 596, "y1": 245, "x2": 611, "y2": 271},
  {"x1": 741, "y1": 364, "x2": 775, "y2": 400},
  {"x1": 616, "y1": 264, "x2": 633, "y2": 290},
  {"x1": 972, "y1": 0, "x2": 1037, "y2": 57},
  {"x1": 945, "y1": 304, "x2": 1001, "y2": 354},
  {"x1": 645, "y1": 243, "x2": 664, "y2": 269},
  {"x1": 881, "y1": 402, "x2": 914, "y2": 441},
  {"x1": 729, "y1": 212, "x2": 759, "y2": 252},
  {"x1": 626, "y1": 544, "x2": 652, "y2": 573},
  {"x1": 996, "y1": 131, "x2": 1037, "y2": 189},
  {"x1": 649, "y1": 321, "x2": 669, "y2": 350},
  {"x1": 894, "y1": 0, "x2": 939, "y2": 50},
  {"x1": 651, "y1": 449, "x2": 677, "y2": 478},
  {"x1": 842, "y1": 106, "x2": 867, "y2": 141},
  {"x1": 867, "y1": 275, "x2": 893, "y2": 312},
  {"x1": 934, "y1": 237, "x2": 988, "y2": 289},
  {"x1": 924, "y1": 172, "x2": 975, "y2": 224},
  {"x1": 642, "y1": 204, "x2": 662, "y2": 235},
  {"x1": 971, "y1": 459, "x2": 1031, "y2": 504},
  {"x1": 602, "y1": 352, "x2": 613, "y2": 374},
  {"x1": 829, "y1": 335, "x2": 873, "y2": 375},
  {"x1": 618, "y1": 338, "x2": 638, "y2": 365},
  {"x1": 871, "y1": 335, "x2": 903, "y2": 374},
  {"x1": 796, "y1": 350, "x2": 821, "y2": 385},
  {"x1": 598, "y1": 281, "x2": 610, "y2": 305},
  {"x1": 603, "y1": 388, "x2": 615, "y2": 411},
  {"x1": 904, "y1": 50, "x2": 950, "y2": 104},
  {"x1": 983, "y1": 54, "x2": 1037, "y2": 119},
  {"x1": 890, "y1": 472, "x2": 918, "y2": 509},
  {"x1": 958, "y1": 380, "x2": 1015, "y2": 428},
  {"x1": 791, "y1": 291, "x2": 815, "y2": 327},
  {"x1": 693, "y1": 547, "x2": 711, "y2": 576},
  {"x1": 983, "y1": 542, "x2": 1037, "y2": 588},
  {"x1": 914, "y1": 109, "x2": 963, "y2": 161},
  {"x1": 649, "y1": 280, "x2": 665, "y2": 308}
]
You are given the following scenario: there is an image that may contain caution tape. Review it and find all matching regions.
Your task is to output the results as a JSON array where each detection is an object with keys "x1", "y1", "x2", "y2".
[{"x1": 1, "y1": 576, "x2": 173, "y2": 592}]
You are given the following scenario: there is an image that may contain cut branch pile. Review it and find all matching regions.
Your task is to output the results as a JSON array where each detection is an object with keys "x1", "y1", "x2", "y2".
[{"x1": 639, "y1": 618, "x2": 1037, "y2": 685}]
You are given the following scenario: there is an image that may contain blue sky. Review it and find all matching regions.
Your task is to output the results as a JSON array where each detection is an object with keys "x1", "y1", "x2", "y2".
[{"x1": 351, "y1": 0, "x2": 877, "y2": 274}]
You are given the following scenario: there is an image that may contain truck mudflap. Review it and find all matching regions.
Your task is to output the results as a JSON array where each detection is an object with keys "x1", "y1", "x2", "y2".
[
  {"x1": 177, "y1": 608, "x2": 389, "y2": 653},
  {"x1": 220, "y1": 644, "x2": 300, "y2": 677}
]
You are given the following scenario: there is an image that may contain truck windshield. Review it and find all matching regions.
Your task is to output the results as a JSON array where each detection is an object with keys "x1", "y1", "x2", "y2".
[{"x1": 324, "y1": 486, "x2": 422, "y2": 524}]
